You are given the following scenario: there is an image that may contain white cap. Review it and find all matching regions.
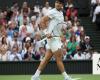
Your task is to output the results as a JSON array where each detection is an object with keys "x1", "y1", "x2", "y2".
[
  {"x1": 85, "y1": 36, "x2": 90, "y2": 39},
  {"x1": 26, "y1": 37, "x2": 31, "y2": 42},
  {"x1": 8, "y1": 21, "x2": 12, "y2": 25},
  {"x1": 31, "y1": 16, "x2": 36, "y2": 21},
  {"x1": 69, "y1": 4, "x2": 74, "y2": 8}
]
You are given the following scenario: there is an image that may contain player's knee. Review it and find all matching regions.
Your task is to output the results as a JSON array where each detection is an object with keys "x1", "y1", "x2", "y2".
[{"x1": 42, "y1": 57, "x2": 50, "y2": 63}]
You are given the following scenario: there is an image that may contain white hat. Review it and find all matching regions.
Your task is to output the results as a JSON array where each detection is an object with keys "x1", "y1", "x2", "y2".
[
  {"x1": 26, "y1": 37, "x2": 31, "y2": 42},
  {"x1": 8, "y1": 21, "x2": 12, "y2": 25},
  {"x1": 85, "y1": 36, "x2": 90, "y2": 39},
  {"x1": 31, "y1": 16, "x2": 36, "y2": 21},
  {"x1": 69, "y1": 4, "x2": 74, "y2": 8}
]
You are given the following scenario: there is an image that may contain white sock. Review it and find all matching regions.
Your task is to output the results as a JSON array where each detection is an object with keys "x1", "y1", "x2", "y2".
[
  {"x1": 34, "y1": 69, "x2": 41, "y2": 77},
  {"x1": 62, "y1": 71, "x2": 70, "y2": 79}
]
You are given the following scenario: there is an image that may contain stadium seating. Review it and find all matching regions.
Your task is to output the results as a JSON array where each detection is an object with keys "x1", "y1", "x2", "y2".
[{"x1": 80, "y1": 17, "x2": 100, "y2": 52}]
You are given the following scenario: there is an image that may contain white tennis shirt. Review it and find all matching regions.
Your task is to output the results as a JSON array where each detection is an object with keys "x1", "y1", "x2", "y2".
[{"x1": 45, "y1": 8, "x2": 64, "y2": 36}]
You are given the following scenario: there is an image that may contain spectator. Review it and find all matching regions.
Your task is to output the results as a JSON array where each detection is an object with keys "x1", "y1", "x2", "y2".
[
  {"x1": 39, "y1": 46, "x2": 46, "y2": 60},
  {"x1": 80, "y1": 31, "x2": 86, "y2": 43},
  {"x1": 22, "y1": 34, "x2": 33, "y2": 49},
  {"x1": 66, "y1": 0, "x2": 73, "y2": 8},
  {"x1": 10, "y1": 31, "x2": 22, "y2": 52},
  {"x1": 75, "y1": 20, "x2": 84, "y2": 42},
  {"x1": 18, "y1": 4, "x2": 30, "y2": 26},
  {"x1": 34, "y1": 2, "x2": 41, "y2": 14},
  {"x1": 33, "y1": 32, "x2": 42, "y2": 54},
  {"x1": 80, "y1": 36, "x2": 93, "y2": 52},
  {"x1": 8, "y1": 44, "x2": 22, "y2": 61},
  {"x1": 93, "y1": 2, "x2": 100, "y2": 30},
  {"x1": 90, "y1": 0, "x2": 97, "y2": 17},
  {"x1": 0, "y1": 37, "x2": 10, "y2": 61},
  {"x1": 66, "y1": 4, "x2": 78, "y2": 20},
  {"x1": 66, "y1": 35, "x2": 80, "y2": 59},
  {"x1": 23, "y1": 46, "x2": 34, "y2": 61},
  {"x1": 73, "y1": 50, "x2": 85, "y2": 60},
  {"x1": 21, "y1": 1, "x2": 31, "y2": 16},
  {"x1": 7, "y1": 20, "x2": 18, "y2": 39},
  {"x1": 19, "y1": 18, "x2": 30, "y2": 40},
  {"x1": 0, "y1": 11, "x2": 7, "y2": 26},
  {"x1": 0, "y1": 31, "x2": 11, "y2": 48},
  {"x1": 42, "y1": 1, "x2": 52, "y2": 16},
  {"x1": 29, "y1": 16, "x2": 38, "y2": 37},
  {"x1": 11, "y1": 1, "x2": 19, "y2": 11},
  {"x1": 10, "y1": 7, "x2": 19, "y2": 27},
  {"x1": 21, "y1": 41, "x2": 31, "y2": 59},
  {"x1": 83, "y1": 49, "x2": 92, "y2": 60},
  {"x1": 65, "y1": 15, "x2": 72, "y2": 27},
  {"x1": 64, "y1": 0, "x2": 74, "y2": 15}
]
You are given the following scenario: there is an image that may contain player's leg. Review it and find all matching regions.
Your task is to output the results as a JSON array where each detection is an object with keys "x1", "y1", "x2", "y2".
[
  {"x1": 53, "y1": 49, "x2": 64, "y2": 73},
  {"x1": 38, "y1": 50, "x2": 53, "y2": 72},
  {"x1": 31, "y1": 50, "x2": 53, "y2": 80},
  {"x1": 53, "y1": 49, "x2": 71, "y2": 80}
]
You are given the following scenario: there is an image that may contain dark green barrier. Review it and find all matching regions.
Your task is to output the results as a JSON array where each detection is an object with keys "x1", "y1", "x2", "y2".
[{"x1": 0, "y1": 60, "x2": 92, "y2": 75}]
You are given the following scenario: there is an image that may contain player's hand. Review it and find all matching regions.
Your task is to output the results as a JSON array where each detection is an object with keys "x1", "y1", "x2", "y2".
[{"x1": 46, "y1": 33, "x2": 52, "y2": 39}]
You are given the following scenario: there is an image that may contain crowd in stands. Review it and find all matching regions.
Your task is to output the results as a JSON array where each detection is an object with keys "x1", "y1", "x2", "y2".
[{"x1": 0, "y1": 0, "x2": 96, "y2": 61}]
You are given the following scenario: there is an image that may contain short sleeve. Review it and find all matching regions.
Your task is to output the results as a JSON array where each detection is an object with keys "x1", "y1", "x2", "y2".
[{"x1": 46, "y1": 9, "x2": 55, "y2": 19}]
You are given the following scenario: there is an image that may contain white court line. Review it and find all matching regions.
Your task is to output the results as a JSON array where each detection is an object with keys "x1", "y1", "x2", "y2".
[{"x1": 72, "y1": 78, "x2": 81, "y2": 80}]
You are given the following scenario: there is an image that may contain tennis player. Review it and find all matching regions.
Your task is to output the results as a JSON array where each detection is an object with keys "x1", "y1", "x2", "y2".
[{"x1": 31, "y1": 0, "x2": 77, "y2": 80}]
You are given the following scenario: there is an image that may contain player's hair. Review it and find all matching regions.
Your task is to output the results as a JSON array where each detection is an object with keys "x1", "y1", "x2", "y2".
[{"x1": 56, "y1": 0, "x2": 64, "y2": 4}]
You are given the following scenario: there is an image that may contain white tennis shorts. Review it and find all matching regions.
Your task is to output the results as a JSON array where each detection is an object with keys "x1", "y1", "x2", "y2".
[{"x1": 46, "y1": 37, "x2": 63, "y2": 52}]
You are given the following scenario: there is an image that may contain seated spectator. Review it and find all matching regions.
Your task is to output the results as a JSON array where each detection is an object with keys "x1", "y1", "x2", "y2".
[
  {"x1": 11, "y1": 1, "x2": 19, "y2": 12},
  {"x1": 0, "y1": 30, "x2": 12, "y2": 48},
  {"x1": 18, "y1": 8, "x2": 30, "y2": 26},
  {"x1": 19, "y1": 19, "x2": 30, "y2": 40},
  {"x1": 0, "y1": 11, "x2": 7, "y2": 26},
  {"x1": 21, "y1": 1, "x2": 30, "y2": 16},
  {"x1": 21, "y1": 41, "x2": 32, "y2": 59},
  {"x1": 29, "y1": 16, "x2": 37, "y2": 37},
  {"x1": 74, "y1": 20, "x2": 84, "y2": 42},
  {"x1": 65, "y1": 26, "x2": 72, "y2": 42},
  {"x1": 10, "y1": 31, "x2": 22, "y2": 52},
  {"x1": 22, "y1": 33, "x2": 33, "y2": 49},
  {"x1": 39, "y1": 46, "x2": 46, "y2": 61},
  {"x1": 64, "y1": 0, "x2": 74, "y2": 16},
  {"x1": 42, "y1": 1, "x2": 52, "y2": 16},
  {"x1": 33, "y1": 32, "x2": 42, "y2": 53},
  {"x1": 80, "y1": 36, "x2": 93, "y2": 52},
  {"x1": 10, "y1": 5, "x2": 19, "y2": 27},
  {"x1": 7, "y1": 20, "x2": 18, "y2": 39},
  {"x1": 23, "y1": 46, "x2": 34, "y2": 61},
  {"x1": 80, "y1": 31, "x2": 86, "y2": 43},
  {"x1": 83, "y1": 49, "x2": 92, "y2": 60},
  {"x1": 33, "y1": 1, "x2": 41, "y2": 14},
  {"x1": 8, "y1": 44, "x2": 22, "y2": 61},
  {"x1": 65, "y1": 15, "x2": 72, "y2": 27},
  {"x1": 66, "y1": 35, "x2": 80, "y2": 59},
  {"x1": 66, "y1": 4, "x2": 78, "y2": 20},
  {"x1": 73, "y1": 50, "x2": 85, "y2": 60},
  {"x1": 0, "y1": 37, "x2": 10, "y2": 61}
]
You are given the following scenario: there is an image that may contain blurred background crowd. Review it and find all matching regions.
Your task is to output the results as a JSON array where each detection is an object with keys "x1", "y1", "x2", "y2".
[{"x1": 0, "y1": 0, "x2": 99, "y2": 61}]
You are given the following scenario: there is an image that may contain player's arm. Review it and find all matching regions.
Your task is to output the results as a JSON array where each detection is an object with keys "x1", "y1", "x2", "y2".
[
  {"x1": 40, "y1": 16, "x2": 53, "y2": 38},
  {"x1": 39, "y1": 16, "x2": 50, "y2": 30}
]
